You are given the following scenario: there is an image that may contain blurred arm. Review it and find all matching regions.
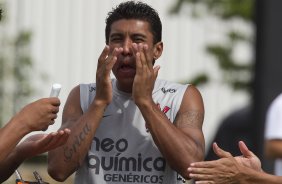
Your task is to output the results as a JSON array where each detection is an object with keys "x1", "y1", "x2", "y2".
[{"x1": 0, "y1": 131, "x2": 70, "y2": 183}]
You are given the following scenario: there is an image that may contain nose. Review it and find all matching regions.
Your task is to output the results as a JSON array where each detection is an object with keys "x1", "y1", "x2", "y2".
[{"x1": 122, "y1": 38, "x2": 132, "y2": 56}]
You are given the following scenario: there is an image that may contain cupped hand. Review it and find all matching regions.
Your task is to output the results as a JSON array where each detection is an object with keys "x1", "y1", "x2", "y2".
[
  {"x1": 95, "y1": 45, "x2": 123, "y2": 105},
  {"x1": 132, "y1": 43, "x2": 160, "y2": 106},
  {"x1": 16, "y1": 129, "x2": 70, "y2": 159}
]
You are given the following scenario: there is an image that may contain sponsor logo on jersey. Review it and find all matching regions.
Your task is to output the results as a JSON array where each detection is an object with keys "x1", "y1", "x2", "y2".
[
  {"x1": 161, "y1": 87, "x2": 177, "y2": 94},
  {"x1": 89, "y1": 86, "x2": 96, "y2": 92},
  {"x1": 87, "y1": 137, "x2": 166, "y2": 183}
]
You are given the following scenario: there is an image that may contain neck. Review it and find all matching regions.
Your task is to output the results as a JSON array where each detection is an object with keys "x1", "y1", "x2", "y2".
[{"x1": 116, "y1": 81, "x2": 133, "y2": 93}]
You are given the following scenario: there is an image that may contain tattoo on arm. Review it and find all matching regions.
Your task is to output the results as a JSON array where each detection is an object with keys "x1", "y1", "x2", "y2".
[
  {"x1": 175, "y1": 110, "x2": 205, "y2": 155},
  {"x1": 175, "y1": 110, "x2": 204, "y2": 129},
  {"x1": 63, "y1": 123, "x2": 91, "y2": 162}
]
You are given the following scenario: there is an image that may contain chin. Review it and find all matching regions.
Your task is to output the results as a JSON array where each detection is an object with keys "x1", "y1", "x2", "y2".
[{"x1": 116, "y1": 77, "x2": 134, "y2": 91}]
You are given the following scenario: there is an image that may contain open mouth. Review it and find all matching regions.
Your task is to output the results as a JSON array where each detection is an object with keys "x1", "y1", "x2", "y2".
[
  {"x1": 116, "y1": 62, "x2": 136, "y2": 77},
  {"x1": 120, "y1": 64, "x2": 135, "y2": 71},
  {"x1": 121, "y1": 64, "x2": 134, "y2": 69}
]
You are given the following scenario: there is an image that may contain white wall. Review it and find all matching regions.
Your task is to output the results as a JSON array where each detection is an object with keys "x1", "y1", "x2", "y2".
[{"x1": 3, "y1": 0, "x2": 253, "y2": 150}]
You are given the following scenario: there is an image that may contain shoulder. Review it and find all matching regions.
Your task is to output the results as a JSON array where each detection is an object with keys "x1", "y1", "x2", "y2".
[{"x1": 184, "y1": 85, "x2": 203, "y2": 103}]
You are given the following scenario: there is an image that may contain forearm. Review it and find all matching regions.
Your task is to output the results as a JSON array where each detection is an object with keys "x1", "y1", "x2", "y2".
[
  {"x1": 0, "y1": 147, "x2": 25, "y2": 183},
  {"x1": 0, "y1": 117, "x2": 29, "y2": 162},
  {"x1": 48, "y1": 101, "x2": 107, "y2": 181},
  {"x1": 265, "y1": 140, "x2": 282, "y2": 159},
  {"x1": 138, "y1": 101, "x2": 204, "y2": 176}
]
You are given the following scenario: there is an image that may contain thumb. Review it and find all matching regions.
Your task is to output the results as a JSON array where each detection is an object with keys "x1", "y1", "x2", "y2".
[
  {"x1": 238, "y1": 141, "x2": 255, "y2": 158},
  {"x1": 213, "y1": 142, "x2": 233, "y2": 158}
]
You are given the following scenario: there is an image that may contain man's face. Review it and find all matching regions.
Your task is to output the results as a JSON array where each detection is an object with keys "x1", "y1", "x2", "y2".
[{"x1": 108, "y1": 19, "x2": 157, "y2": 86}]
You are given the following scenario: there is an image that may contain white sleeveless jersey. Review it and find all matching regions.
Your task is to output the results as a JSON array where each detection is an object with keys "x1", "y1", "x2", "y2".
[{"x1": 75, "y1": 79, "x2": 188, "y2": 184}]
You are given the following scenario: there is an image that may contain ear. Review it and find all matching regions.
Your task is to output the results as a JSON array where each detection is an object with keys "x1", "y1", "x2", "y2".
[{"x1": 153, "y1": 41, "x2": 163, "y2": 60}]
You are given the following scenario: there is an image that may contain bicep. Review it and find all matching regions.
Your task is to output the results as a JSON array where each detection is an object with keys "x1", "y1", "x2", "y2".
[
  {"x1": 175, "y1": 85, "x2": 204, "y2": 129},
  {"x1": 174, "y1": 85, "x2": 205, "y2": 150},
  {"x1": 61, "y1": 85, "x2": 83, "y2": 129}
]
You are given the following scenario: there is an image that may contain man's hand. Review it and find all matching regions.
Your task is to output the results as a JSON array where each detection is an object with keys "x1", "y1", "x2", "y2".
[
  {"x1": 187, "y1": 141, "x2": 262, "y2": 184},
  {"x1": 95, "y1": 45, "x2": 123, "y2": 105},
  {"x1": 15, "y1": 98, "x2": 60, "y2": 132},
  {"x1": 16, "y1": 129, "x2": 70, "y2": 159},
  {"x1": 132, "y1": 43, "x2": 160, "y2": 106}
]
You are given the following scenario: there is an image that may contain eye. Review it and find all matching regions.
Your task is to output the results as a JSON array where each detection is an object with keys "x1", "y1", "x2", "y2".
[
  {"x1": 133, "y1": 36, "x2": 145, "y2": 43},
  {"x1": 110, "y1": 37, "x2": 122, "y2": 42},
  {"x1": 134, "y1": 38, "x2": 144, "y2": 43},
  {"x1": 110, "y1": 35, "x2": 123, "y2": 43}
]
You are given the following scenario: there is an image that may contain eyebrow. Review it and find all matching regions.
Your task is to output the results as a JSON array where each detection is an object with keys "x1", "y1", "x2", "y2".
[{"x1": 110, "y1": 32, "x2": 147, "y2": 38}]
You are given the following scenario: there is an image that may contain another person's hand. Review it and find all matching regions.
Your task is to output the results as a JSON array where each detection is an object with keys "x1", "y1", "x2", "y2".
[
  {"x1": 15, "y1": 98, "x2": 60, "y2": 132},
  {"x1": 187, "y1": 141, "x2": 262, "y2": 184},
  {"x1": 15, "y1": 129, "x2": 71, "y2": 159},
  {"x1": 233, "y1": 141, "x2": 262, "y2": 172}
]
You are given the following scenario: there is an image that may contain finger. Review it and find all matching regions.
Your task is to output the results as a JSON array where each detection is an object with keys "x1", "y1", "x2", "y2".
[
  {"x1": 213, "y1": 142, "x2": 233, "y2": 158},
  {"x1": 132, "y1": 43, "x2": 142, "y2": 72},
  {"x1": 49, "y1": 120, "x2": 56, "y2": 125},
  {"x1": 195, "y1": 181, "x2": 214, "y2": 184},
  {"x1": 49, "y1": 114, "x2": 58, "y2": 121},
  {"x1": 188, "y1": 167, "x2": 214, "y2": 175},
  {"x1": 42, "y1": 125, "x2": 49, "y2": 131},
  {"x1": 25, "y1": 134, "x2": 46, "y2": 141},
  {"x1": 63, "y1": 128, "x2": 71, "y2": 134},
  {"x1": 55, "y1": 130, "x2": 70, "y2": 146},
  {"x1": 49, "y1": 97, "x2": 60, "y2": 106},
  {"x1": 51, "y1": 106, "x2": 59, "y2": 114},
  {"x1": 97, "y1": 45, "x2": 110, "y2": 68},
  {"x1": 143, "y1": 44, "x2": 153, "y2": 68},
  {"x1": 106, "y1": 47, "x2": 121, "y2": 69},
  {"x1": 238, "y1": 141, "x2": 254, "y2": 158},
  {"x1": 138, "y1": 43, "x2": 147, "y2": 67},
  {"x1": 190, "y1": 160, "x2": 218, "y2": 168},
  {"x1": 37, "y1": 132, "x2": 63, "y2": 152},
  {"x1": 36, "y1": 133, "x2": 54, "y2": 146},
  {"x1": 132, "y1": 43, "x2": 138, "y2": 57},
  {"x1": 46, "y1": 130, "x2": 70, "y2": 149},
  {"x1": 135, "y1": 52, "x2": 142, "y2": 74},
  {"x1": 189, "y1": 173, "x2": 214, "y2": 181}
]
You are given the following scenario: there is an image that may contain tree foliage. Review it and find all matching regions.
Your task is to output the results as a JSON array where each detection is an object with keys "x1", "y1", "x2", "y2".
[
  {"x1": 0, "y1": 6, "x2": 34, "y2": 125},
  {"x1": 170, "y1": 0, "x2": 255, "y2": 94}
]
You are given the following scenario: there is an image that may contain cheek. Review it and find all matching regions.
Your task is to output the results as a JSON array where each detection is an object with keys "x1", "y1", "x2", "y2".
[{"x1": 109, "y1": 43, "x2": 121, "y2": 50}]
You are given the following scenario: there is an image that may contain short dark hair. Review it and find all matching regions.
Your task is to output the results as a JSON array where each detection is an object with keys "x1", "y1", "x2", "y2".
[
  {"x1": 105, "y1": 1, "x2": 162, "y2": 45},
  {"x1": 0, "y1": 9, "x2": 2, "y2": 21}
]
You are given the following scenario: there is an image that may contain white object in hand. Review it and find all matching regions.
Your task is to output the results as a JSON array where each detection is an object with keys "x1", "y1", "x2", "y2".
[{"x1": 50, "y1": 83, "x2": 61, "y2": 97}]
